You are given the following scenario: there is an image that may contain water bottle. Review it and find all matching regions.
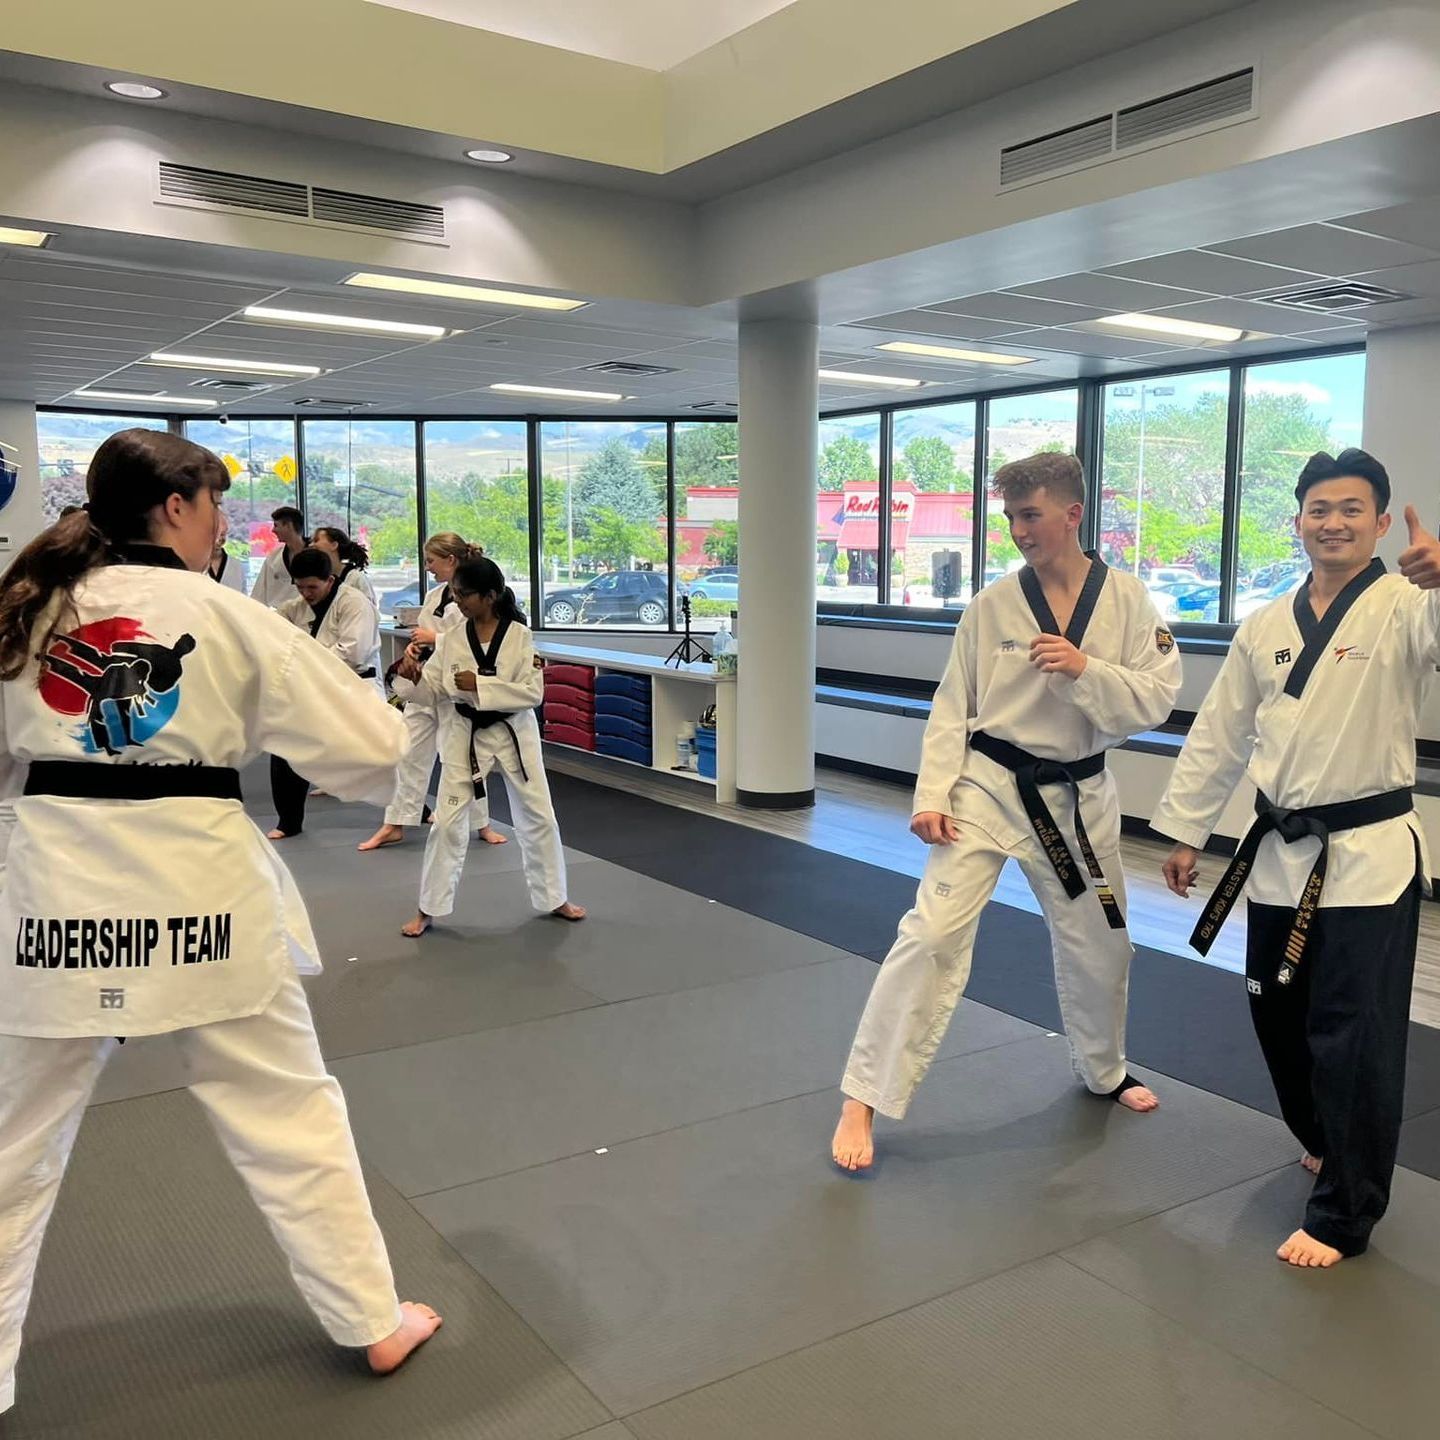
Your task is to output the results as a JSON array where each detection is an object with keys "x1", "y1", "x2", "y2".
[
  {"x1": 676, "y1": 721, "x2": 696, "y2": 770},
  {"x1": 713, "y1": 620, "x2": 737, "y2": 676}
]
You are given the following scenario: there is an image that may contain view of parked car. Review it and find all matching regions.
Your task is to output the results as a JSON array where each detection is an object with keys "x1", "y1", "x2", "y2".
[
  {"x1": 543, "y1": 570, "x2": 678, "y2": 626},
  {"x1": 687, "y1": 570, "x2": 738, "y2": 602}
]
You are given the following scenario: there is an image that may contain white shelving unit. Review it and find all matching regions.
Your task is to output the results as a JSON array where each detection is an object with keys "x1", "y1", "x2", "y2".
[{"x1": 535, "y1": 641, "x2": 738, "y2": 804}]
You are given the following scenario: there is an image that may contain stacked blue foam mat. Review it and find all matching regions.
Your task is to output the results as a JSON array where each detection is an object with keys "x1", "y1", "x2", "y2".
[{"x1": 594, "y1": 673, "x2": 653, "y2": 766}]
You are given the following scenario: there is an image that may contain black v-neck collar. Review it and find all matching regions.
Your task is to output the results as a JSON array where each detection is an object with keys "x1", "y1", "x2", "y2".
[
  {"x1": 107, "y1": 543, "x2": 189, "y2": 571},
  {"x1": 307, "y1": 581, "x2": 340, "y2": 639},
  {"x1": 434, "y1": 583, "x2": 454, "y2": 617},
  {"x1": 1019, "y1": 552, "x2": 1109, "y2": 647},
  {"x1": 467, "y1": 616, "x2": 511, "y2": 674},
  {"x1": 1285, "y1": 557, "x2": 1386, "y2": 700}
]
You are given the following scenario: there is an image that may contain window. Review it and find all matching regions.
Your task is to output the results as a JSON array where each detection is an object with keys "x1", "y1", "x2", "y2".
[
  {"x1": 674, "y1": 420, "x2": 738, "y2": 631},
  {"x1": 982, "y1": 389, "x2": 1080, "y2": 589},
  {"x1": 300, "y1": 419, "x2": 419, "y2": 621},
  {"x1": 422, "y1": 421, "x2": 530, "y2": 609},
  {"x1": 184, "y1": 419, "x2": 298, "y2": 594},
  {"x1": 889, "y1": 401, "x2": 977, "y2": 607},
  {"x1": 1098, "y1": 371, "x2": 1230, "y2": 622},
  {"x1": 817, "y1": 412, "x2": 882, "y2": 601},
  {"x1": 36, "y1": 411, "x2": 169, "y2": 524},
  {"x1": 537, "y1": 421, "x2": 667, "y2": 627},
  {"x1": 1236, "y1": 353, "x2": 1366, "y2": 619}
]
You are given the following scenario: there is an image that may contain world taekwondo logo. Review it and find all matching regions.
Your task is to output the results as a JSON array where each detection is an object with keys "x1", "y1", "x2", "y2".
[{"x1": 39, "y1": 618, "x2": 196, "y2": 756}]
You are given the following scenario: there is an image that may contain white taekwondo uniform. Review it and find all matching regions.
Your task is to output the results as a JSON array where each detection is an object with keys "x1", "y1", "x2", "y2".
[
  {"x1": 211, "y1": 550, "x2": 247, "y2": 593},
  {"x1": 337, "y1": 562, "x2": 378, "y2": 610},
  {"x1": 278, "y1": 584, "x2": 383, "y2": 696},
  {"x1": 1152, "y1": 560, "x2": 1439, "y2": 1257},
  {"x1": 249, "y1": 544, "x2": 299, "y2": 608},
  {"x1": 395, "y1": 614, "x2": 566, "y2": 916},
  {"x1": 384, "y1": 581, "x2": 489, "y2": 832},
  {"x1": 844, "y1": 556, "x2": 1181, "y2": 1118},
  {"x1": 0, "y1": 546, "x2": 409, "y2": 1413}
]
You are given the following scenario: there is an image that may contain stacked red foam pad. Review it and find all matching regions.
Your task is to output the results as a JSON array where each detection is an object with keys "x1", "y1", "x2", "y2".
[{"x1": 542, "y1": 662, "x2": 597, "y2": 750}]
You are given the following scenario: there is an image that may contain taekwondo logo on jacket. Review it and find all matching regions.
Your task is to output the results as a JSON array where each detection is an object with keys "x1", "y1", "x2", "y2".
[{"x1": 39, "y1": 618, "x2": 196, "y2": 756}]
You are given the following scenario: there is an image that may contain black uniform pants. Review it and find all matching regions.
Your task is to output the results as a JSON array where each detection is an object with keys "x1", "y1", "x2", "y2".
[
  {"x1": 270, "y1": 756, "x2": 309, "y2": 837},
  {"x1": 1246, "y1": 882, "x2": 1420, "y2": 1256}
]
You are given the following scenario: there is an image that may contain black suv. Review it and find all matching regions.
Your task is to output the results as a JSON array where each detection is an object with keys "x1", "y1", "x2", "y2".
[{"x1": 543, "y1": 571, "x2": 677, "y2": 626}]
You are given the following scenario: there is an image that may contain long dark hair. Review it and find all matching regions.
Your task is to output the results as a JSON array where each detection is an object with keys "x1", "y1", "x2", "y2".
[
  {"x1": 313, "y1": 525, "x2": 369, "y2": 570},
  {"x1": 0, "y1": 429, "x2": 229, "y2": 680},
  {"x1": 454, "y1": 557, "x2": 526, "y2": 625}
]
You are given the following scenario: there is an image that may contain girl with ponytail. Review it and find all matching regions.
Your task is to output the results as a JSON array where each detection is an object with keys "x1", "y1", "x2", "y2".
[
  {"x1": 311, "y1": 526, "x2": 378, "y2": 609},
  {"x1": 391, "y1": 556, "x2": 584, "y2": 934}
]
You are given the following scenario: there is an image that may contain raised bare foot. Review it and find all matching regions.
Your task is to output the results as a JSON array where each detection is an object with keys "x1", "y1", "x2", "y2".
[
  {"x1": 832, "y1": 1098, "x2": 875, "y2": 1171},
  {"x1": 552, "y1": 901, "x2": 586, "y2": 922},
  {"x1": 266, "y1": 828, "x2": 296, "y2": 841},
  {"x1": 359, "y1": 824, "x2": 405, "y2": 852},
  {"x1": 1277, "y1": 1228, "x2": 1343, "y2": 1268},
  {"x1": 478, "y1": 826, "x2": 509, "y2": 846},
  {"x1": 1301, "y1": 1153, "x2": 1324, "y2": 1175},
  {"x1": 1116, "y1": 1084, "x2": 1160, "y2": 1113},
  {"x1": 367, "y1": 1302, "x2": 442, "y2": 1374},
  {"x1": 400, "y1": 912, "x2": 432, "y2": 938}
]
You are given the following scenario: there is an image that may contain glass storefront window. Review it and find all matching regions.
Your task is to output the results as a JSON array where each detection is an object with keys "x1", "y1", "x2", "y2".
[
  {"x1": 673, "y1": 421, "x2": 739, "y2": 632},
  {"x1": 36, "y1": 411, "x2": 169, "y2": 525},
  {"x1": 889, "y1": 401, "x2": 977, "y2": 607},
  {"x1": 817, "y1": 412, "x2": 882, "y2": 602}
]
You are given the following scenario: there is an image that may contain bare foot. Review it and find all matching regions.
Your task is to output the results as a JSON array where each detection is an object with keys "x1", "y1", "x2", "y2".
[
  {"x1": 400, "y1": 912, "x2": 432, "y2": 938},
  {"x1": 832, "y1": 1098, "x2": 875, "y2": 1171},
  {"x1": 1277, "y1": 1229, "x2": 1343, "y2": 1268},
  {"x1": 267, "y1": 828, "x2": 296, "y2": 841},
  {"x1": 367, "y1": 1302, "x2": 442, "y2": 1374},
  {"x1": 310, "y1": 787, "x2": 328, "y2": 798},
  {"x1": 478, "y1": 826, "x2": 509, "y2": 846},
  {"x1": 359, "y1": 824, "x2": 405, "y2": 852},
  {"x1": 1116, "y1": 1084, "x2": 1160, "y2": 1113},
  {"x1": 1301, "y1": 1153, "x2": 1324, "y2": 1175},
  {"x1": 552, "y1": 901, "x2": 586, "y2": 922}
]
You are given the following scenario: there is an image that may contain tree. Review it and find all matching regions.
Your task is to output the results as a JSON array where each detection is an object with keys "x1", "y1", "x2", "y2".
[
  {"x1": 583, "y1": 507, "x2": 665, "y2": 571},
  {"x1": 703, "y1": 520, "x2": 739, "y2": 566},
  {"x1": 819, "y1": 435, "x2": 877, "y2": 488},
  {"x1": 639, "y1": 433, "x2": 669, "y2": 512},
  {"x1": 573, "y1": 438, "x2": 658, "y2": 532},
  {"x1": 896, "y1": 435, "x2": 963, "y2": 493},
  {"x1": 676, "y1": 424, "x2": 739, "y2": 492}
]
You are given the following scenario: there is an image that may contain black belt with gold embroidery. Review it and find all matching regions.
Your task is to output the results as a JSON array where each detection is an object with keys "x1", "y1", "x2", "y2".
[
  {"x1": 968, "y1": 729, "x2": 1123, "y2": 929},
  {"x1": 1190, "y1": 786, "x2": 1413, "y2": 984}
]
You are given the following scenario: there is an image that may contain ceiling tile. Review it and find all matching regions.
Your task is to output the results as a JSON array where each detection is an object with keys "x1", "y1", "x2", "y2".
[
  {"x1": 1148, "y1": 296, "x2": 1314, "y2": 335},
  {"x1": 1020, "y1": 330, "x2": 1179, "y2": 359},
  {"x1": 1209, "y1": 224, "x2": 1440, "y2": 276},
  {"x1": 1329, "y1": 199, "x2": 1440, "y2": 253},
  {"x1": 1101, "y1": 249, "x2": 1325, "y2": 296},
  {"x1": 844, "y1": 310, "x2": 1026, "y2": 340},
  {"x1": 1006, "y1": 273, "x2": 1210, "y2": 311},
  {"x1": 921, "y1": 292, "x2": 1105, "y2": 327}
]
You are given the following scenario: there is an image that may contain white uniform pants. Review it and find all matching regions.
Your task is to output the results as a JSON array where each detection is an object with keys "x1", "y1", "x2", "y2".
[
  {"x1": 0, "y1": 971, "x2": 401, "y2": 1414},
  {"x1": 419, "y1": 729, "x2": 567, "y2": 917},
  {"x1": 843, "y1": 815, "x2": 1133, "y2": 1119},
  {"x1": 385, "y1": 701, "x2": 489, "y2": 831}
]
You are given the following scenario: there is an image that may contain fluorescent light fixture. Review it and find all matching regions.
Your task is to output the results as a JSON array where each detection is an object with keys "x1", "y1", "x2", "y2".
[
  {"x1": 0, "y1": 226, "x2": 51, "y2": 248},
  {"x1": 818, "y1": 368, "x2": 923, "y2": 388},
  {"x1": 105, "y1": 81, "x2": 166, "y2": 99},
  {"x1": 491, "y1": 383, "x2": 625, "y2": 402},
  {"x1": 1094, "y1": 312, "x2": 1245, "y2": 343},
  {"x1": 242, "y1": 304, "x2": 450, "y2": 339},
  {"x1": 344, "y1": 272, "x2": 586, "y2": 312},
  {"x1": 877, "y1": 341, "x2": 1036, "y2": 366},
  {"x1": 74, "y1": 389, "x2": 216, "y2": 408},
  {"x1": 146, "y1": 352, "x2": 322, "y2": 378},
  {"x1": 465, "y1": 148, "x2": 513, "y2": 163}
]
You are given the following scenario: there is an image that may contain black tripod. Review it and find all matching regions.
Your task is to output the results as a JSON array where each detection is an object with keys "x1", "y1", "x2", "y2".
[{"x1": 666, "y1": 593, "x2": 711, "y2": 667}]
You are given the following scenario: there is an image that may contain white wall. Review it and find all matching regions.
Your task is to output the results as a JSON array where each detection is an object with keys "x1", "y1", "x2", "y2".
[{"x1": 0, "y1": 400, "x2": 42, "y2": 568}]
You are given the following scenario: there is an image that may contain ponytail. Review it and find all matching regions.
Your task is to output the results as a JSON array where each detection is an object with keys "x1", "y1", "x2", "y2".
[
  {"x1": 314, "y1": 525, "x2": 369, "y2": 570},
  {"x1": 424, "y1": 531, "x2": 484, "y2": 567},
  {"x1": 453, "y1": 557, "x2": 526, "y2": 626},
  {"x1": 0, "y1": 429, "x2": 228, "y2": 680}
]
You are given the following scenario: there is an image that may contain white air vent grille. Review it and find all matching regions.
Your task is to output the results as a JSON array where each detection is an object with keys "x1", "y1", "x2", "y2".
[
  {"x1": 189, "y1": 378, "x2": 272, "y2": 391},
  {"x1": 1001, "y1": 118, "x2": 1112, "y2": 187},
  {"x1": 293, "y1": 397, "x2": 375, "y2": 408},
  {"x1": 1264, "y1": 281, "x2": 1412, "y2": 312},
  {"x1": 686, "y1": 401, "x2": 737, "y2": 411},
  {"x1": 158, "y1": 163, "x2": 309, "y2": 217},
  {"x1": 1116, "y1": 69, "x2": 1255, "y2": 150},
  {"x1": 583, "y1": 360, "x2": 678, "y2": 377},
  {"x1": 312, "y1": 187, "x2": 445, "y2": 239},
  {"x1": 157, "y1": 163, "x2": 445, "y2": 243}
]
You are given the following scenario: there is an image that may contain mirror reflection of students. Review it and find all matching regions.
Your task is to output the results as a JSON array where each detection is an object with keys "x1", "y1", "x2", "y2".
[
  {"x1": 391, "y1": 558, "x2": 584, "y2": 936},
  {"x1": 267, "y1": 548, "x2": 382, "y2": 840}
]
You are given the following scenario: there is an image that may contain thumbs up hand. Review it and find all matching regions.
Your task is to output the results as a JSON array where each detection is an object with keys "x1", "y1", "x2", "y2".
[{"x1": 1399, "y1": 505, "x2": 1440, "y2": 590}]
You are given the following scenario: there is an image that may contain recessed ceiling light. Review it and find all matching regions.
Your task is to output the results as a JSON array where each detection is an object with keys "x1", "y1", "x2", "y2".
[
  {"x1": 74, "y1": 389, "x2": 215, "y2": 407},
  {"x1": 1093, "y1": 312, "x2": 1246, "y2": 343},
  {"x1": 818, "y1": 369, "x2": 924, "y2": 388},
  {"x1": 0, "y1": 226, "x2": 51, "y2": 248},
  {"x1": 465, "y1": 148, "x2": 513, "y2": 164},
  {"x1": 876, "y1": 341, "x2": 1036, "y2": 366},
  {"x1": 146, "y1": 352, "x2": 323, "y2": 377},
  {"x1": 343, "y1": 272, "x2": 586, "y2": 312},
  {"x1": 242, "y1": 304, "x2": 451, "y2": 339},
  {"x1": 491, "y1": 383, "x2": 625, "y2": 402},
  {"x1": 105, "y1": 81, "x2": 167, "y2": 100}
]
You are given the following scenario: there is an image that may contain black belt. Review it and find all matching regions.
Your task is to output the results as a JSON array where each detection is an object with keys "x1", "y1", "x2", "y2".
[
  {"x1": 455, "y1": 703, "x2": 527, "y2": 798},
  {"x1": 357, "y1": 667, "x2": 377, "y2": 679},
  {"x1": 25, "y1": 761, "x2": 243, "y2": 801},
  {"x1": 1190, "y1": 786, "x2": 1413, "y2": 984},
  {"x1": 969, "y1": 730, "x2": 1123, "y2": 929}
]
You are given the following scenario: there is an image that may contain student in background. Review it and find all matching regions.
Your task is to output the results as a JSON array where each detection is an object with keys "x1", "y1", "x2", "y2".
[
  {"x1": 312, "y1": 526, "x2": 378, "y2": 608},
  {"x1": 209, "y1": 510, "x2": 247, "y2": 592},
  {"x1": 250, "y1": 505, "x2": 306, "y2": 607}
]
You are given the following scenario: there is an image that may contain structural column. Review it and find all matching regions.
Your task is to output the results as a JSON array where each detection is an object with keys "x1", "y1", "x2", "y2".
[
  {"x1": 1362, "y1": 325, "x2": 1440, "y2": 565},
  {"x1": 0, "y1": 400, "x2": 42, "y2": 564},
  {"x1": 736, "y1": 317, "x2": 819, "y2": 808}
]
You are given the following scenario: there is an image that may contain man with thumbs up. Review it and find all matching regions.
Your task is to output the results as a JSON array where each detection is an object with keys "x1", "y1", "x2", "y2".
[{"x1": 1152, "y1": 448, "x2": 1440, "y2": 1269}]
